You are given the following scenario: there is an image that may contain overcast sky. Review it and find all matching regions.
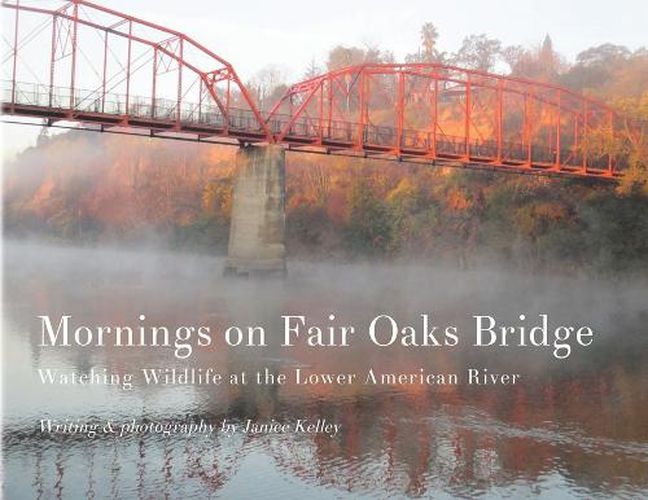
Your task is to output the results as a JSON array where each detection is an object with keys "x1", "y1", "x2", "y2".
[{"x1": 2, "y1": 0, "x2": 646, "y2": 158}]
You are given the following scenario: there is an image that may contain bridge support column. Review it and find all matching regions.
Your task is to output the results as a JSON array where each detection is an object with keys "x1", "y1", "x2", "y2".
[{"x1": 224, "y1": 144, "x2": 286, "y2": 277}]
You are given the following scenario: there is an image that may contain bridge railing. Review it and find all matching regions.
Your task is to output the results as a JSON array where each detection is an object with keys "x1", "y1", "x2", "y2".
[
  {"x1": 2, "y1": 80, "x2": 265, "y2": 133},
  {"x1": 266, "y1": 111, "x2": 621, "y2": 172}
]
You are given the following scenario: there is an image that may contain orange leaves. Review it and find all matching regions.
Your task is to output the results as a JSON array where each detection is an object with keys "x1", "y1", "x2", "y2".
[
  {"x1": 5, "y1": 132, "x2": 237, "y2": 236},
  {"x1": 536, "y1": 203, "x2": 568, "y2": 220},
  {"x1": 25, "y1": 178, "x2": 56, "y2": 218},
  {"x1": 202, "y1": 179, "x2": 232, "y2": 218},
  {"x1": 446, "y1": 189, "x2": 473, "y2": 211}
]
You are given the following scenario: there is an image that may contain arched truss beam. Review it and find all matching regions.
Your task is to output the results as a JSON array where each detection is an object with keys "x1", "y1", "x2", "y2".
[
  {"x1": 2, "y1": 0, "x2": 271, "y2": 141},
  {"x1": 267, "y1": 63, "x2": 643, "y2": 178}
]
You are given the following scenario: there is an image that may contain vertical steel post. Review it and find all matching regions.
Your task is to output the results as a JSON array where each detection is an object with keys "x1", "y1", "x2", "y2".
[
  {"x1": 431, "y1": 78, "x2": 438, "y2": 158},
  {"x1": 318, "y1": 80, "x2": 324, "y2": 144},
  {"x1": 176, "y1": 37, "x2": 183, "y2": 125},
  {"x1": 607, "y1": 111, "x2": 614, "y2": 175},
  {"x1": 124, "y1": 20, "x2": 132, "y2": 115},
  {"x1": 225, "y1": 78, "x2": 231, "y2": 133},
  {"x1": 496, "y1": 79, "x2": 503, "y2": 162},
  {"x1": 396, "y1": 71, "x2": 405, "y2": 152},
  {"x1": 11, "y1": 0, "x2": 20, "y2": 107},
  {"x1": 327, "y1": 77, "x2": 333, "y2": 138},
  {"x1": 555, "y1": 90, "x2": 561, "y2": 169},
  {"x1": 464, "y1": 76, "x2": 471, "y2": 158},
  {"x1": 573, "y1": 114, "x2": 579, "y2": 166},
  {"x1": 101, "y1": 31, "x2": 108, "y2": 113},
  {"x1": 69, "y1": 1, "x2": 78, "y2": 109},
  {"x1": 582, "y1": 102, "x2": 589, "y2": 172},
  {"x1": 525, "y1": 92, "x2": 532, "y2": 165},
  {"x1": 152, "y1": 46, "x2": 158, "y2": 118},
  {"x1": 198, "y1": 77, "x2": 203, "y2": 123},
  {"x1": 287, "y1": 95, "x2": 293, "y2": 137},
  {"x1": 357, "y1": 70, "x2": 366, "y2": 149},
  {"x1": 49, "y1": 13, "x2": 57, "y2": 108}
]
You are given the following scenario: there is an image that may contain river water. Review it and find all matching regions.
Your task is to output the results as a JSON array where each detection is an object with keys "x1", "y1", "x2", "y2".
[{"x1": 3, "y1": 240, "x2": 648, "y2": 499}]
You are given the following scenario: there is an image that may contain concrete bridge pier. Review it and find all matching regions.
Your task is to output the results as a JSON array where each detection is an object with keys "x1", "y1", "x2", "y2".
[{"x1": 224, "y1": 144, "x2": 286, "y2": 277}]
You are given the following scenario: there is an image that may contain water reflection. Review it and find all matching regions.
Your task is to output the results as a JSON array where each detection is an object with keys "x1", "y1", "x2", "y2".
[{"x1": 3, "y1": 240, "x2": 648, "y2": 499}]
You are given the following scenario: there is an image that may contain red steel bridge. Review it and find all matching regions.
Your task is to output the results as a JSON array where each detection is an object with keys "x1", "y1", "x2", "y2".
[{"x1": 1, "y1": 0, "x2": 642, "y2": 180}]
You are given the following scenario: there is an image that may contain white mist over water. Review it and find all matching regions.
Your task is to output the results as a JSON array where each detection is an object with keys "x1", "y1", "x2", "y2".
[{"x1": 2, "y1": 238, "x2": 648, "y2": 499}]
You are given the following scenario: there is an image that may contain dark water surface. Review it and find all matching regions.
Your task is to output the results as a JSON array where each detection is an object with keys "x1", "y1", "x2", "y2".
[{"x1": 3, "y1": 240, "x2": 648, "y2": 499}]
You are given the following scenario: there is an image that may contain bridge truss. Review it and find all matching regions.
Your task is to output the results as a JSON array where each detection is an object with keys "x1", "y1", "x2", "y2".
[{"x1": 2, "y1": 0, "x2": 643, "y2": 181}]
